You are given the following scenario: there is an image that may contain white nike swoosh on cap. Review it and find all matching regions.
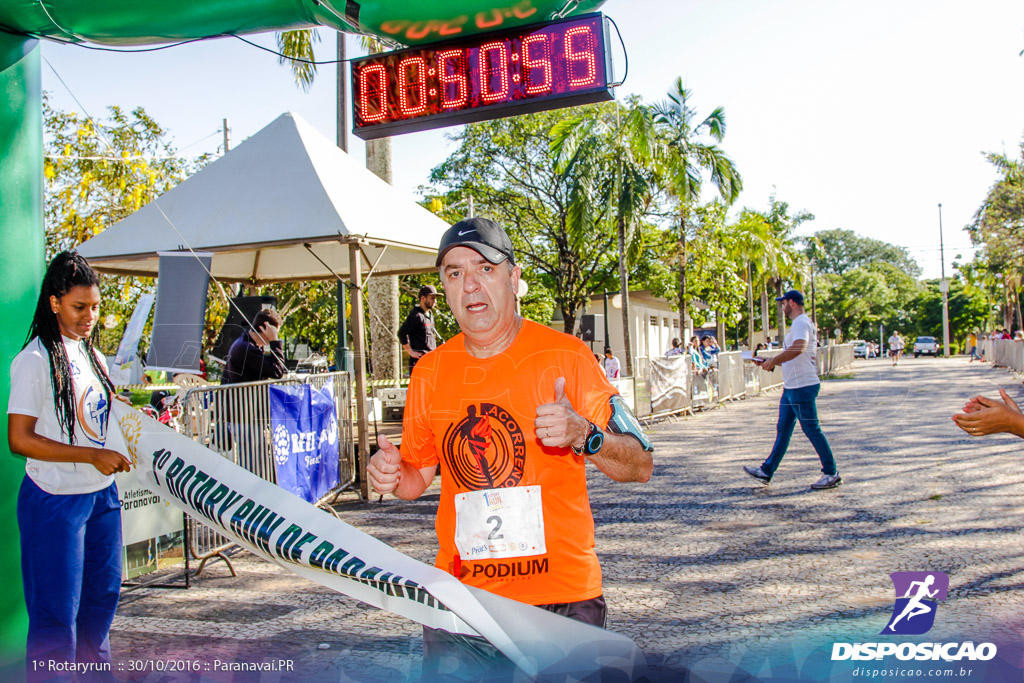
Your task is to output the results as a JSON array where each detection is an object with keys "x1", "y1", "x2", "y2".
[{"x1": 457, "y1": 230, "x2": 475, "y2": 236}]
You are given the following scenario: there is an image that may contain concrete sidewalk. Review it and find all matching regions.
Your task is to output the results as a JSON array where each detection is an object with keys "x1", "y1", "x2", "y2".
[{"x1": 110, "y1": 357, "x2": 1024, "y2": 681}]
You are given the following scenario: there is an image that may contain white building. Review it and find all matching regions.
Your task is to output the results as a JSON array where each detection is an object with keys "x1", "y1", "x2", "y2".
[{"x1": 549, "y1": 290, "x2": 709, "y2": 370}]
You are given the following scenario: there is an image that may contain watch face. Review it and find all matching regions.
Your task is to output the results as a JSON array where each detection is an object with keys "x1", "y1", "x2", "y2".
[{"x1": 586, "y1": 428, "x2": 604, "y2": 454}]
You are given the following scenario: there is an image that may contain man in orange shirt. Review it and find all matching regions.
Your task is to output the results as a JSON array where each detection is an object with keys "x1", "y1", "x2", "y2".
[{"x1": 367, "y1": 217, "x2": 653, "y2": 678}]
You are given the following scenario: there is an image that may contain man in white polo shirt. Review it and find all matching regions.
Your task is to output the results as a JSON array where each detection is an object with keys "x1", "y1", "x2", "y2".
[{"x1": 743, "y1": 290, "x2": 841, "y2": 490}]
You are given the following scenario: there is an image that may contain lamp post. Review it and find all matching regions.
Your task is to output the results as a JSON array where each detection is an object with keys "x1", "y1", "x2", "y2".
[{"x1": 939, "y1": 203, "x2": 951, "y2": 357}]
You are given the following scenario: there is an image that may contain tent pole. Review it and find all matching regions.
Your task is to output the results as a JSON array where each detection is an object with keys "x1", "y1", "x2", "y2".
[
  {"x1": 0, "y1": 30, "x2": 40, "y2": 667},
  {"x1": 349, "y1": 242, "x2": 370, "y2": 499}
]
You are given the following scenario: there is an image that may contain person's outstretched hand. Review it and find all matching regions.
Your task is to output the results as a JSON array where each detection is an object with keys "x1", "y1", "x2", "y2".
[{"x1": 953, "y1": 389, "x2": 1024, "y2": 437}]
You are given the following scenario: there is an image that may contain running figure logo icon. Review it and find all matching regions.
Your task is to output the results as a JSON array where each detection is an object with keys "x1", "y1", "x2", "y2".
[
  {"x1": 882, "y1": 571, "x2": 949, "y2": 635},
  {"x1": 443, "y1": 403, "x2": 526, "y2": 490}
]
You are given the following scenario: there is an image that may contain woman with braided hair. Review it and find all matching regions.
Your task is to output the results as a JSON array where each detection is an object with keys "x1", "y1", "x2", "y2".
[{"x1": 7, "y1": 251, "x2": 131, "y2": 676}]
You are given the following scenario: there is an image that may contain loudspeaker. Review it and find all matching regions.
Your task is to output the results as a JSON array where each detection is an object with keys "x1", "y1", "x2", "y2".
[
  {"x1": 210, "y1": 296, "x2": 277, "y2": 361},
  {"x1": 580, "y1": 314, "x2": 596, "y2": 342}
]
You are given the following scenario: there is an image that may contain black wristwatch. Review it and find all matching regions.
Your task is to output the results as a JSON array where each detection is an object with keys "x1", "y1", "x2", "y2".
[{"x1": 572, "y1": 420, "x2": 604, "y2": 456}]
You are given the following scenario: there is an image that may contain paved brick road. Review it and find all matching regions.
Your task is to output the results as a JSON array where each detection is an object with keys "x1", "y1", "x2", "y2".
[{"x1": 110, "y1": 357, "x2": 1024, "y2": 681}]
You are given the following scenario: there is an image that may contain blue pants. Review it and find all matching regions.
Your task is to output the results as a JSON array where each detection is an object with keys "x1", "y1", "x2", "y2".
[
  {"x1": 18, "y1": 477, "x2": 122, "y2": 676},
  {"x1": 761, "y1": 384, "x2": 837, "y2": 478}
]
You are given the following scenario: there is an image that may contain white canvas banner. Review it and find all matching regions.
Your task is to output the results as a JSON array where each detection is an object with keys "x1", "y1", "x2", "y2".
[
  {"x1": 108, "y1": 402, "x2": 645, "y2": 679},
  {"x1": 116, "y1": 471, "x2": 182, "y2": 546},
  {"x1": 650, "y1": 356, "x2": 690, "y2": 413}
]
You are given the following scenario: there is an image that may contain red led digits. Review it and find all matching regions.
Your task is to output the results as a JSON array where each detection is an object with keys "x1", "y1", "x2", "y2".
[
  {"x1": 358, "y1": 64, "x2": 388, "y2": 123},
  {"x1": 437, "y1": 48, "x2": 469, "y2": 110},
  {"x1": 522, "y1": 34, "x2": 552, "y2": 96},
  {"x1": 478, "y1": 41, "x2": 510, "y2": 103},
  {"x1": 397, "y1": 56, "x2": 428, "y2": 116},
  {"x1": 351, "y1": 14, "x2": 611, "y2": 138},
  {"x1": 564, "y1": 26, "x2": 597, "y2": 88}
]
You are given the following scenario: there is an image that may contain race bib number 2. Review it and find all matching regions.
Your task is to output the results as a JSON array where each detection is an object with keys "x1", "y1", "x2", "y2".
[{"x1": 454, "y1": 485, "x2": 545, "y2": 560}]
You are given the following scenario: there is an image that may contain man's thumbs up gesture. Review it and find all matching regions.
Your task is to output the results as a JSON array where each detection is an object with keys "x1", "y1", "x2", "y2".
[
  {"x1": 368, "y1": 433, "x2": 403, "y2": 494},
  {"x1": 535, "y1": 377, "x2": 588, "y2": 450}
]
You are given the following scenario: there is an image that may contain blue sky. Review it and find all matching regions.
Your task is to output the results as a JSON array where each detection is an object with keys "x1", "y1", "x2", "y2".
[{"x1": 40, "y1": 0, "x2": 1024, "y2": 279}]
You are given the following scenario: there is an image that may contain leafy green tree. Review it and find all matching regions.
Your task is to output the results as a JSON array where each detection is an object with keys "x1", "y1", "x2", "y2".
[
  {"x1": 967, "y1": 136, "x2": 1024, "y2": 330},
  {"x1": 687, "y1": 202, "x2": 746, "y2": 334},
  {"x1": 912, "y1": 278, "x2": 991, "y2": 352},
  {"x1": 653, "y1": 79, "x2": 742, "y2": 334},
  {"x1": 814, "y1": 267, "x2": 893, "y2": 340},
  {"x1": 809, "y1": 228, "x2": 921, "y2": 278},
  {"x1": 42, "y1": 93, "x2": 209, "y2": 354}
]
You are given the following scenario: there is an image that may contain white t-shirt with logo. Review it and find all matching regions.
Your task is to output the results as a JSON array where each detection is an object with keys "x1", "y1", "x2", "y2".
[
  {"x1": 603, "y1": 355, "x2": 621, "y2": 379},
  {"x1": 781, "y1": 314, "x2": 819, "y2": 390},
  {"x1": 7, "y1": 336, "x2": 113, "y2": 495}
]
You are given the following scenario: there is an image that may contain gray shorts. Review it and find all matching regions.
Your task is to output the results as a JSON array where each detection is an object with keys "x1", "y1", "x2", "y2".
[{"x1": 421, "y1": 594, "x2": 607, "y2": 680}]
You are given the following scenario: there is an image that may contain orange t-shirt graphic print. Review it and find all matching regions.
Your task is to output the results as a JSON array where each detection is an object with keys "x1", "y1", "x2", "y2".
[
  {"x1": 454, "y1": 405, "x2": 499, "y2": 489},
  {"x1": 401, "y1": 320, "x2": 616, "y2": 605}
]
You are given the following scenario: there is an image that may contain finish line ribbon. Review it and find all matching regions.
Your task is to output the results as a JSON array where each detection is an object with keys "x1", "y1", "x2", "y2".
[{"x1": 109, "y1": 402, "x2": 646, "y2": 679}]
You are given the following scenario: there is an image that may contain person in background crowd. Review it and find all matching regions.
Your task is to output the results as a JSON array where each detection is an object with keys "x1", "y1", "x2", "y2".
[
  {"x1": 222, "y1": 308, "x2": 286, "y2": 384},
  {"x1": 743, "y1": 290, "x2": 841, "y2": 490},
  {"x1": 968, "y1": 329, "x2": 980, "y2": 362},
  {"x1": 602, "y1": 346, "x2": 621, "y2": 379},
  {"x1": 398, "y1": 284, "x2": 442, "y2": 373},
  {"x1": 221, "y1": 308, "x2": 286, "y2": 454},
  {"x1": 702, "y1": 336, "x2": 721, "y2": 367},
  {"x1": 689, "y1": 336, "x2": 708, "y2": 376},
  {"x1": 887, "y1": 330, "x2": 905, "y2": 367},
  {"x1": 366, "y1": 216, "x2": 652, "y2": 679},
  {"x1": 7, "y1": 251, "x2": 132, "y2": 679},
  {"x1": 666, "y1": 338, "x2": 684, "y2": 357}
]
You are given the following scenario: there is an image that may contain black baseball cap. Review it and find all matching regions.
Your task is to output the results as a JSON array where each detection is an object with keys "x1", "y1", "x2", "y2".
[
  {"x1": 418, "y1": 284, "x2": 441, "y2": 298},
  {"x1": 776, "y1": 289, "x2": 805, "y2": 306},
  {"x1": 435, "y1": 217, "x2": 516, "y2": 267}
]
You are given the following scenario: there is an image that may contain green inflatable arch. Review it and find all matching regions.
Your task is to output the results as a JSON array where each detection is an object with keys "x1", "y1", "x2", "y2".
[{"x1": 0, "y1": 0, "x2": 604, "y2": 672}]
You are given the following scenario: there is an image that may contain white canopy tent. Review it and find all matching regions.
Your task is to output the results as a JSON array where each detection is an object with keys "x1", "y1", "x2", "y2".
[
  {"x1": 79, "y1": 112, "x2": 452, "y2": 497},
  {"x1": 77, "y1": 111, "x2": 448, "y2": 282}
]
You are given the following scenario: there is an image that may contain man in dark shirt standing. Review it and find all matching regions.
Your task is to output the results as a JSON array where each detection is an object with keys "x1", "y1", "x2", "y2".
[
  {"x1": 398, "y1": 285, "x2": 441, "y2": 372},
  {"x1": 222, "y1": 309, "x2": 286, "y2": 384},
  {"x1": 219, "y1": 308, "x2": 286, "y2": 455}
]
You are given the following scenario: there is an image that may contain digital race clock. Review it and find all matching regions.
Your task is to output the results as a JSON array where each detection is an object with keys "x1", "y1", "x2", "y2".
[{"x1": 351, "y1": 13, "x2": 614, "y2": 140}]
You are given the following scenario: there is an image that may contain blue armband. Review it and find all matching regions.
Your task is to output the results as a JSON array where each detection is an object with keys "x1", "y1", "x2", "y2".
[{"x1": 607, "y1": 394, "x2": 654, "y2": 452}]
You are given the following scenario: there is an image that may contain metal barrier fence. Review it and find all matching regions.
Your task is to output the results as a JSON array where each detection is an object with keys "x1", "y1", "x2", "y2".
[
  {"x1": 817, "y1": 344, "x2": 855, "y2": 376},
  {"x1": 177, "y1": 371, "x2": 355, "y2": 574},
  {"x1": 986, "y1": 339, "x2": 1024, "y2": 371},
  {"x1": 642, "y1": 345, "x2": 852, "y2": 419}
]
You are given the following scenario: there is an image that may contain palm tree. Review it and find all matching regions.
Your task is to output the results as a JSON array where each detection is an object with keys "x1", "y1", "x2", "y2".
[
  {"x1": 551, "y1": 101, "x2": 658, "y2": 377},
  {"x1": 763, "y1": 193, "x2": 813, "y2": 342},
  {"x1": 277, "y1": 29, "x2": 320, "y2": 92},
  {"x1": 653, "y1": 78, "x2": 742, "y2": 337},
  {"x1": 727, "y1": 209, "x2": 772, "y2": 347}
]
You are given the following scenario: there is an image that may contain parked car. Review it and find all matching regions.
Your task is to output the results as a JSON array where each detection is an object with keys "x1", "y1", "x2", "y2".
[
  {"x1": 913, "y1": 336, "x2": 941, "y2": 357},
  {"x1": 852, "y1": 340, "x2": 868, "y2": 358}
]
